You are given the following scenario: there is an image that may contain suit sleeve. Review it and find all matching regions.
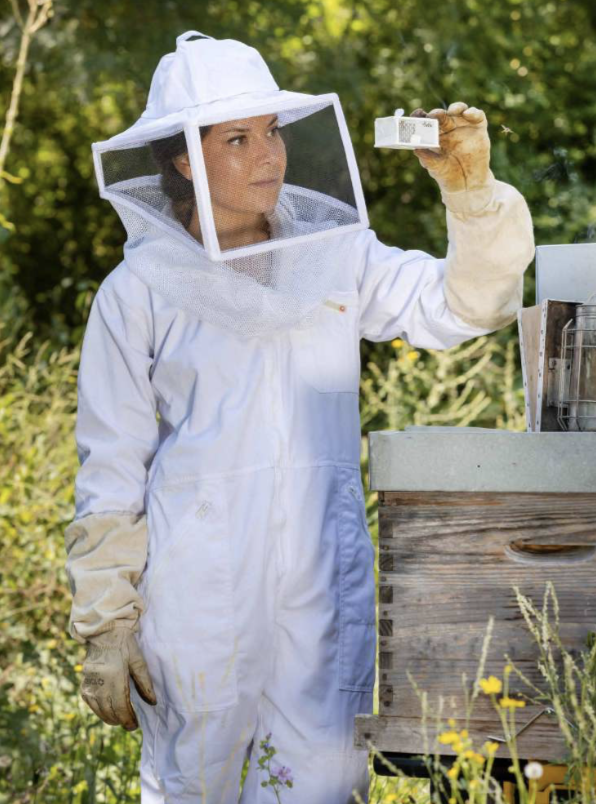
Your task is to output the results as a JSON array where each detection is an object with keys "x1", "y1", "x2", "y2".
[
  {"x1": 64, "y1": 286, "x2": 160, "y2": 644},
  {"x1": 357, "y1": 178, "x2": 535, "y2": 348}
]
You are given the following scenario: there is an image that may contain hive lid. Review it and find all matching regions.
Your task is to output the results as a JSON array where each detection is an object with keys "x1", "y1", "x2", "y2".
[
  {"x1": 536, "y1": 243, "x2": 596, "y2": 304},
  {"x1": 368, "y1": 427, "x2": 596, "y2": 492}
]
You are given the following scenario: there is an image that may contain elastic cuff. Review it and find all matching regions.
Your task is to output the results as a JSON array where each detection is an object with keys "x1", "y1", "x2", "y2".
[
  {"x1": 70, "y1": 617, "x2": 139, "y2": 645},
  {"x1": 440, "y1": 172, "x2": 497, "y2": 217},
  {"x1": 450, "y1": 305, "x2": 519, "y2": 331}
]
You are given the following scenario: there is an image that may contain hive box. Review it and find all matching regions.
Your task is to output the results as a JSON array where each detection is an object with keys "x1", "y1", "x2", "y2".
[{"x1": 354, "y1": 427, "x2": 596, "y2": 761}]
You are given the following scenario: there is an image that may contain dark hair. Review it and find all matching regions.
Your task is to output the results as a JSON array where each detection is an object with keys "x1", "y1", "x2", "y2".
[{"x1": 149, "y1": 126, "x2": 212, "y2": 229}]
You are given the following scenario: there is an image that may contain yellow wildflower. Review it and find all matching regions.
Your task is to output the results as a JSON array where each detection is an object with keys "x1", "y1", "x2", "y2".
[
  {"x1": 447, "y1": 766, "x2": 459, "y2": 780},
  {"x1": 391, "y1": 338, "x2": 403, "y2": 348},
  {"x1": 469, "y1": 780, "x2": 479, "y2": 791},
  {"x1": 472, "y1": 753, "x2": 486, "y2": 765},
  {"x1": 448, "y1": 718, "x2": 457, "y2": 727},
  {"x1": 74, "y1": 663, "x2": 83, "y2": 672},
  {"x1": 479, "y1": 676, "x2": 503, "y2": 695},
  {"x1": 483, "y1": 741, "x2": 500, "y2": 755},
  {"x1": 449, "y1": 798, "x2": 457, "y2": 804},
  {"x1": 459, "y1": 729, "x2": 469, "y2": 739},
  {"x1": 438, "y1": 730, "x2": 459, "y2": 745},
  {"x1": 406, "y1": 350, "x2": 420, "y2": 361},
  {"x1": 504, "y1": 663, "x2": 513, "y2": 675},
  {"x1": 499, "y1": 697, "x2": 526, "y2": 709}
]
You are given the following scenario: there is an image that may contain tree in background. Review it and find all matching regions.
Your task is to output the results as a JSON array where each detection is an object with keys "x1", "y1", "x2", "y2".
[
  {"x1": 0, "y1": 0, "x2": 53, "y2": 337},
  {"x1": 0, "y1": 0, "x2": 53, "y2": 232},
  {"x1": 1, "y1": 0, "x2": 596, "y2": 346}
]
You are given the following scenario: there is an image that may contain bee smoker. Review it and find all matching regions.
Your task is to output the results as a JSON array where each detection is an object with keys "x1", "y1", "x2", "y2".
[
  {"x1": 517, "y1": 244, "x2": 596, "y2": 432},
  {"x1": 557, "y1": 297, "x2": 596, "y2": 431}
]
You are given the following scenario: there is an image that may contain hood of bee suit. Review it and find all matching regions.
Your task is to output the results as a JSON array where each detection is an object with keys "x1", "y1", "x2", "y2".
[{"x1": 91, "y1": 31, "x2": 369, "y2": 338}]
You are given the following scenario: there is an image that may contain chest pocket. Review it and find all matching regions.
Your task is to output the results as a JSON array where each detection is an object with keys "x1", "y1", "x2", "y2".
[{"x1": 290, "y1": 291, "x2": 361, "y2": 394}]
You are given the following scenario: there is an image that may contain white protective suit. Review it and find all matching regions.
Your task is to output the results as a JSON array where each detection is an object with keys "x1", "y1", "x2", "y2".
[{"x1": 65, "y1": 31, "x2": 535, "y2": 804}]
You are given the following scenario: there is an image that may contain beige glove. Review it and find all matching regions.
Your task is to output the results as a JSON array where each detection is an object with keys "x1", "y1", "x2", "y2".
[
  {"x1": 81, "y1": 625, "x2": 157, "y2": 731},
  {"x1": 409, "y1": 101, "x2": 535, "y2": 330},
  {"x1": 410, "y1": 101, "x2": 493, "y2": 194}
]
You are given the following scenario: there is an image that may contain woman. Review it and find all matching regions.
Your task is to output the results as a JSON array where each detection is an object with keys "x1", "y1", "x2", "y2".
[{"x1": 64, "y1": 31, "x2": 534, "y2": 803}]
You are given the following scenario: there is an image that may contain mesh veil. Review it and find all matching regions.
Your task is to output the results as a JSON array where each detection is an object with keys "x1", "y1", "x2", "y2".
[{"x1": 95, "y1": 97, "x2": 368, "y2": 337}]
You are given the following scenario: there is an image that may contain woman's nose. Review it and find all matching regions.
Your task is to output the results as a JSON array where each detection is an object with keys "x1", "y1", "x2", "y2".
[{"x1": 254, "y1": 135, "x2": 281, "y2": 165}]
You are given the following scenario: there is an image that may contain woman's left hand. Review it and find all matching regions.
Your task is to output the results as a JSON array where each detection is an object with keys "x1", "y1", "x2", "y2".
[{"x1": 410, "y1": 101, "x2": 492, "y2": 194}]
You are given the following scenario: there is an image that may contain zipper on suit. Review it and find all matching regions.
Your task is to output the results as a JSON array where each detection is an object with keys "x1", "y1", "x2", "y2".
[{"x1": 266, "y1": 334, "x2": 287, "y2": 575}]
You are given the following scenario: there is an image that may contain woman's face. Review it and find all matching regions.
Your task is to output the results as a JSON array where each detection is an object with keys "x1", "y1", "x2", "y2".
[
  {"x1": 174, "y1": 113, "x2": 287, "y2": 219},
  {"x1": 203, "y1": 114, "x2": 287, "y2": 215}
]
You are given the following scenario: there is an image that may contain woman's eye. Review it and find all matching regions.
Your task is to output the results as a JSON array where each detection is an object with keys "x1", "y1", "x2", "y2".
[{"x1": 227, "y1": 127, "x2": 279, "y2": 145}]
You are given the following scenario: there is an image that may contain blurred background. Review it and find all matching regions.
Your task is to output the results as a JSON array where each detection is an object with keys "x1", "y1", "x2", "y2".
[{"x1": 1, "y1": 0, "x2": 595, "y2": 800}]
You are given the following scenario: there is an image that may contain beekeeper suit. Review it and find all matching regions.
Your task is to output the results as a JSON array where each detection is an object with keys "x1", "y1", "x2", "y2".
[{"x1": 64, "y1": 31, "x2": 535, "y2": 804}]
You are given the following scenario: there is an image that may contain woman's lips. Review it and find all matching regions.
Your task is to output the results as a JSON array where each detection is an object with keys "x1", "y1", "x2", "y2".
[{"x1": 251, "y1": 178, "x2": 279, "y2": 187}]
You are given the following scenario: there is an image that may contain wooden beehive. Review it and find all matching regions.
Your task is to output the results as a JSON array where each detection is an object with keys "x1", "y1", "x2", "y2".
[{"x1": 354, "y1": 428, "x2": 596, "y2": 761}]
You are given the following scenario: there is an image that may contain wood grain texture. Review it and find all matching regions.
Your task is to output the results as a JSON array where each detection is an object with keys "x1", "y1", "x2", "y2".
[
  {"x1": 367, "y1": 490, "x2": 596, "y2": 757},
  {"x1": 354, "y1": 714, "x2": 569, "y2": 761}
]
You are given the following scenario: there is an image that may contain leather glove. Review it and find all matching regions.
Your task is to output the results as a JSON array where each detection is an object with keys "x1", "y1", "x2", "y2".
[
  {"x1": 80, "y1": 626, "x2": 157, "y2": 731},
  {"x1": 410, "y1": 101, "x2": 493, "y2": 194}
]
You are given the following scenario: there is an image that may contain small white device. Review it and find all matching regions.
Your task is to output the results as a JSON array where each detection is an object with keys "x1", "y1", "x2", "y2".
[{"x1": 374, "y1": 108, "x2": 440, "y2": 150}]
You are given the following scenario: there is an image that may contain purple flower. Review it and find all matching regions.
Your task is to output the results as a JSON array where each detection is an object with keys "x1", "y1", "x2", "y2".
[{"x1": 273, "y1": 764, "x2": 293, "y2": 784}]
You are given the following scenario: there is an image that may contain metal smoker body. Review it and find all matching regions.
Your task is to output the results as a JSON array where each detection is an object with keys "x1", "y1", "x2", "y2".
[
  {"x1": 518, "y1": 243, "x2": 596, "y2": 432},
  {"x1": 558, "y1": 301, "x2": 596, "y2": 431}
]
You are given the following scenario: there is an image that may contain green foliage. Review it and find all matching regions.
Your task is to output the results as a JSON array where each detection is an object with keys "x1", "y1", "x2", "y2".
[
  {"x1": 361, "y1": 331, "x2": 525, "y2": 433},
  {"x1": 512, "y1": 583, "x2": 596, "y2": 802},
  {"x1": 0, "y1": 327, "x2": 142, "y2": 802}
]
